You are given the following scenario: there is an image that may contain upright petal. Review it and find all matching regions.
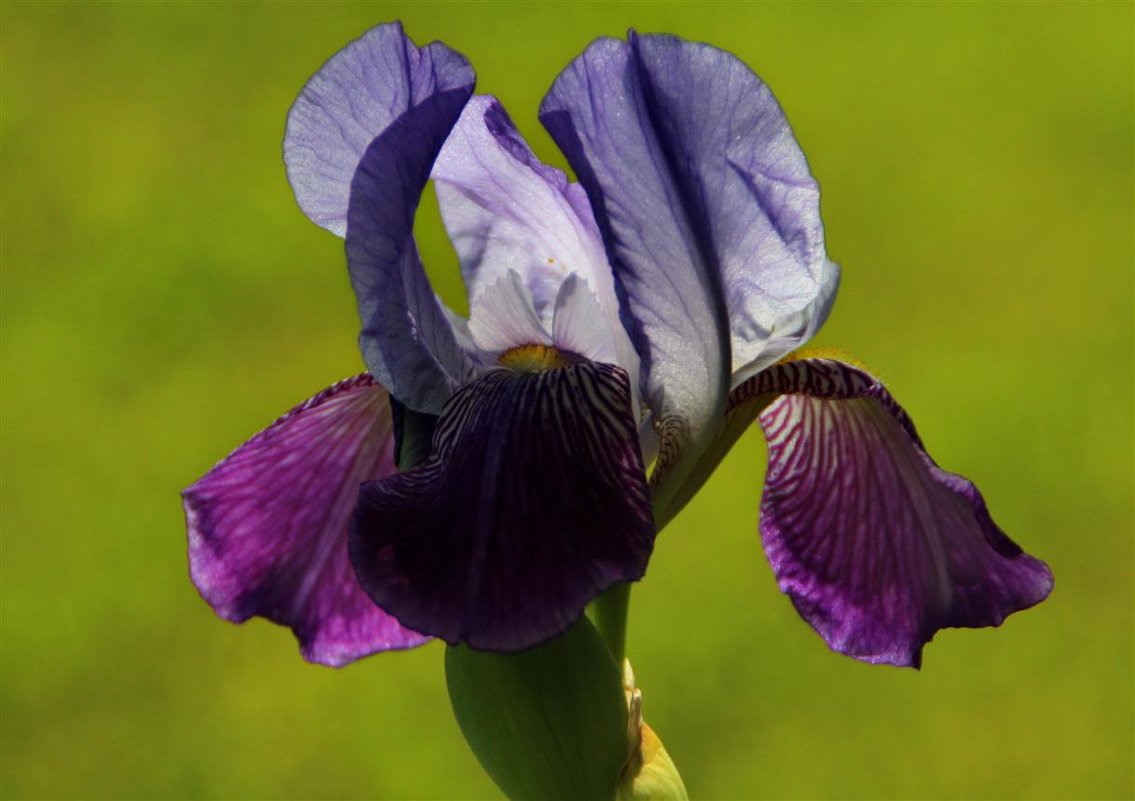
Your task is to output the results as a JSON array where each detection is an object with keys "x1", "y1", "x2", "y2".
[
  {"x1": 467, "y1": 271, "x2": 552, "y2": 356},
  {"x1": 350, "y1": 362, "x2": 655, "y2": 651},
  {"x1": 183, "y1": 375, "x2": 429, "y2": 667},
  {"x1": 739, "y1": 358, "x2": 1053, "y2": 667},
  {"x1": 540, "y1": 36, "x2": 731, "y2": 463},
  {"x1": 284, "y1": 22, "x2": 475, "y2": 236},
  {"x1": 432, "y1": 96, "x2": 640, "y2": 396},
  {"x1": 552, "y1": 273, "x2": 620, "y2": 365},
  {"x1": 541, "y1": 33, "x2": 844, "y2": 511},
  {"x1": 345, "y1": 50, "x2": 477, "y2": 414},
  {"x1": 432, "y1": 95, "x2": 618, "y2": 325}
]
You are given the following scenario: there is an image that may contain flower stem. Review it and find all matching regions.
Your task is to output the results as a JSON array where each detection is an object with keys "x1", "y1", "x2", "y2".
[{"x1": 590, "y1": 582, "x2": 631, "y2": 664}]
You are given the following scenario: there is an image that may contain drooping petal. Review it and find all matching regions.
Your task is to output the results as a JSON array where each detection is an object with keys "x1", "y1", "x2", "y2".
[
  {"x1": 432, "y1": 95, "x2": 619, "y2": 325},
  {"x1": 284, "y1": 22, "x2": 475, "y2": 237},
  {"x1": 183, "y1": 375, "x2": 429, "y2": 667},
  {"x1": 349, "y1": 362, "x2": 655, "y2": 651},
  {"x1": 345, "y1": 48, "x2": 477, "y2": 414},
  {"x1": 739, "y1": 358, "x2": 1053, "y2": 667}
]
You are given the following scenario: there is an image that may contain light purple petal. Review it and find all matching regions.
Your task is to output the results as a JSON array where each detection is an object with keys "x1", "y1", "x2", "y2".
[
  {"x1": 552, "y1": 274, "x2": 619, "y2": 365},
  {"x1": 349, "y1": 362, "x2": 655, "y2": 651},
  {"x1": 183, "y1": 375, "x2": 429, "y2": 667},
  {"x1": 628, "y1": 33, "x2": 839, "y2": 384},
  {"x1": 345, "y1": 47, "x2": 477, "y2": 414},
  {"x1": 467, "y1": 271, "x2": 551, "y2": 355},
  {"x1": 432, "y1": 95, "x2": 620, "y2": 327},
  {"x1": 540, "y1": 37, "x2": 731, "y2": 455},
  {"x1": 284, "y1": 22, "x2": 475, "y2": 237},
  {"x1": 741, "y1": 358, "x2": 1053, "y2": 667}
]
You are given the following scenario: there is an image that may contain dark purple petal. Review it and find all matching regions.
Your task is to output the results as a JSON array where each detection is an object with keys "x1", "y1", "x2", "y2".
[
  {"x1": 349, "y1": 362, "x2": 655, "y2": 651},
  {"x1": 741, "y1": 358, "x2": 1053, "y2": 667},
  {"x1": 183, "y1": 375, "x2": 429, "y2": 667},
  {"x1": 284, "y1": 22, "x2": 475, "y2": 237},
  {"x1": 345, "y1": 45, "x2": 477, "y2": 415}
]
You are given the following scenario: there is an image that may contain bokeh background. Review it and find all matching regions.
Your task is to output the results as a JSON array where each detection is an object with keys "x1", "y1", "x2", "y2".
[{"x1": 3, "y1": 3, "x2": 1132, "y2": 799}]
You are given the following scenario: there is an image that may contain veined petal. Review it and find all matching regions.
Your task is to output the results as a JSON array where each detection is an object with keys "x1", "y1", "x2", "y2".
[
  {"x1": 183, "y1": 375, "x2": 429, "y2": 667},
  {"x1": 467, "y1": 271, "x2": 551, "y2": 356},
  {"x1": 432, "y1": 95, "x2": 619, "y2": 326},
  {"x1": 552, "y1": 273, "x2": 619, "y2": 365},
  {"x1": 349, "y1": 362, "x2": 655, "y2": 651},
  {"x1": 541, "y1": 33, "x2": 841, "y2": 488},
  {"x1": 345, "y1": 57, "x2": 477, "y2": 414},
  {"x1": 540, "y1": 37, "x2": 731, "y2": 456},
  {"x1": 742, "y1": 358, "x2": 1053, "y2": 667},
  {"x1": 630, "y1": 33, "x2": 837, "y2": 384},
  {"x1": 284, "y1": 22, "x2": 475, "y2": 237},
  {"x1": 730, "y1": 258, "x2": 840, "y2": 387}
]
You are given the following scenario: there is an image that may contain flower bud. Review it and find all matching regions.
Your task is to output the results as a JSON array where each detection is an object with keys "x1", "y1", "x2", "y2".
[{"x1": 616, "y1": 660, "x2": 688, "y2": 801}]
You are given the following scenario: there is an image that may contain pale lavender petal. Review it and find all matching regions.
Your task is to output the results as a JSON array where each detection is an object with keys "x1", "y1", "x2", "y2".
[
  {"x1": 345, "y1": 58, "x2": 477, "y2": 414},
  {"x1": 540, "y1": 37, "x2": 731, "y2": 453},
  {"x1": 432, "y1": 95, "x2": 620, "y2": 326},
  {"x1": 628, "y1": 33, "x2": 837, "y2": 383},
  {"x1": 467, "y1": 271, "x2": 551, "y2": 356},
  {"x1": 284, "y1": 22, "x2": 475, "y2": 237},
  {"x1": 552, "y1": 274, "x2": 619, "y2": 365},
  {"x1": 350, "y1": 362, "x2": 655, "y2": 651},
  {"x1": 730, "y1": 258, "x2": 840, "y2": 387},
  {"x1": 183, "y1": 375, "x2": 429, "y2": 667},
  {"x1": 741, "y1": 359, "x2": 1053, "y2": 667}
]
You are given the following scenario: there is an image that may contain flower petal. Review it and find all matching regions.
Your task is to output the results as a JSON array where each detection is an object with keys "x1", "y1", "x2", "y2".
[
  {"x1": 742, "y1": 358, "x2": 1053, "y2": 667},
  {"x1": 467, "y1": 270, "x2": 552, "y2": 355},
  {"x1": 432, "y1": 95, "x2": 618, "y2": 325},
  {"x1": 183, "y1": 375, "x2": 429, "y2": 667},
  {"x1": 540, "y1": 36, "x2": 731, "y2": 451},
  {"x1": 284, "y1": 22, "x2": 475, "y2": 237},
  {"x1": 345, "y1": 50, "x2": 477, "y2": 414},
  {"x1": 552, "y1": 273, "x2": 619, "y2": 365},
  {"x1": 349, "y1": 362, "x2": 655, "y2": 651},
  {"x1": 641, "y1": 33, "x2": 838, "y2": 382}
]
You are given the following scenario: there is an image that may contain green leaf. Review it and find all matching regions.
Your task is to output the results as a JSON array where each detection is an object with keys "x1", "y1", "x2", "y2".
[{"x1": 446, "y1": 617, "x2": 629, "y2": 801}]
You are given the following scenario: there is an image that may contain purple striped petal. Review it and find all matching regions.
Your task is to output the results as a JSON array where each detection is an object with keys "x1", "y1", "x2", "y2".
[
  {"x1": 740, "y1": 359, "x2": 1053, "y2": 667},
  {"x1": 349, "y1": 362, "x2": 655, "y2": 651},
  {"x1": 183, "y1": 375, "x2": 429, "y2": 667},
  {"x1": 284, "y1": 22, "x2": 475, "y2": 237},
  {"x1": 345, "y1": 41, "x2": 477, "y2": 415}
]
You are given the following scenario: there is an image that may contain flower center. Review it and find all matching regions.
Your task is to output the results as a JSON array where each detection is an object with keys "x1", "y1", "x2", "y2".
[{"x1": 499, "y1": 344, "x2": 570, "y2": 372}]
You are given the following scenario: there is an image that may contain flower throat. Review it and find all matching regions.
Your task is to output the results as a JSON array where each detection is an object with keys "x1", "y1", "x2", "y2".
[{"x1": 499, "y1": 344, "x2": 571, "y2": 372}]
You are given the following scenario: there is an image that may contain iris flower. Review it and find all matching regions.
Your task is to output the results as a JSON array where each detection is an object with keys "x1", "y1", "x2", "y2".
[{"x1": 183, "y1": 23, "x2": 1051, "y2": 671}]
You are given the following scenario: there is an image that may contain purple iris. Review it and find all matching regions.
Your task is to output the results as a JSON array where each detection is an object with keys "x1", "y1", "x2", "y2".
[{"x1": 183, "y1": 23, "x2": 1052, "y2": 669}]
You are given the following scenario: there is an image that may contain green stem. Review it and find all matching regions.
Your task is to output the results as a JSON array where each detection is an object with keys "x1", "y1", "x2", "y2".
[{"x1": 589, "y1": 582, "x2": 631, "y2": 664}]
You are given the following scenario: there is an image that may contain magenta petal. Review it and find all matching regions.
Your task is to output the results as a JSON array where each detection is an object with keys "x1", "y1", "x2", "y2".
[
  {"x1": 183, "y1": 375, "x2": 430, "y2": 667},
  {"x1": 350, "y1": 362, "x2": 655, "y2": 651},
  {"x1": 747, "y1": 359, "x2": 1053, "y2": 667}
]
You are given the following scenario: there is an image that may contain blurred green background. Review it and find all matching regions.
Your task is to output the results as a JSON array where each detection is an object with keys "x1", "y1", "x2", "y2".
[{"x1": 2, "y1": 2, "x2": 1132, "y2": 799}]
